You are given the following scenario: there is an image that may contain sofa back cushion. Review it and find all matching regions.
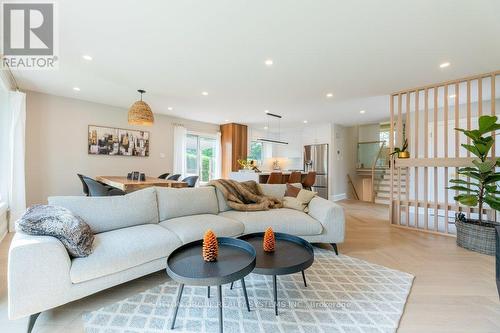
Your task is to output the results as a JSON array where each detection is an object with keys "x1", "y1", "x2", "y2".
[
  {"x1": 157, "y1": 186, "x2": 219, "y2": 220},
  {"x1": 48, "y1": 187, "x2": 159, "y2": 234}
]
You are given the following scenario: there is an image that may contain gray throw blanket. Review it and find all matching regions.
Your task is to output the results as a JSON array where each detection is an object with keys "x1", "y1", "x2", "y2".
[
  {"x1": 17, "y1": 205, "x2": 94, "y2": 257},
  {"x1": 208, "y1": 179, "x2": 282, "y2": 211}
]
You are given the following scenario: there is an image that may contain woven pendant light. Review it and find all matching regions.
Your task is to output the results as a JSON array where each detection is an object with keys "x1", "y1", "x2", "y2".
[{"x1": 128, "y1": 89, "x2": 154, "y2": 126}]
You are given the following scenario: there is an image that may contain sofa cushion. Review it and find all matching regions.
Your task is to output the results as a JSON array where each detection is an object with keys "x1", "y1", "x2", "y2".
[
  {"x1": 160, "y1": 214, "x2": 244, "y2": 243},
  {"x1": 156, "y1": 187, "x2": 219, "y2": 220},
  {"x1": 219, "y1": 208, "x2": 322, "y2": 236},
  {"x1": 48, "y1": 188, "x2": 158, "y2": 234},
  {"x1": 215, "y1": 187, "x2": 231, "y2": 212},
  {"x1": 70, "y1": 224, "x2": 181, "y2": 283}
]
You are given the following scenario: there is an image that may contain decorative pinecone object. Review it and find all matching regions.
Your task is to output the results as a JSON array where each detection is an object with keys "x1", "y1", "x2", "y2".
[
  {"x1": 202, "y1": 229, "x2": 218, "y2": 262},
  {"x1": 263, "y1": 227, "x2": 275, "y2": 252}
]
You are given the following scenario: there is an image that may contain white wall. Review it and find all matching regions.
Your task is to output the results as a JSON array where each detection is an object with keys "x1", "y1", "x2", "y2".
[
  {"x1": 25, "y1": 91, "x2": 219, "y2": 205},
  {"x1": 358, "y1": 123, "x2": 380, "y2": 142}
]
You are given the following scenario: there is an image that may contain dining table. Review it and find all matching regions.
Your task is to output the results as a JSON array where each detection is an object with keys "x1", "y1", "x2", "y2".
[{"x1": 96, "y1": 176, "x2": 188, "y2": 193}]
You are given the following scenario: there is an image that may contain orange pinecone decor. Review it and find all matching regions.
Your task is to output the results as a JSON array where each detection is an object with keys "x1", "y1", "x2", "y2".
[
  {"x1": 202, "y1": 229, "x2": 219, "y2": 262},
  {"x1": 263, "y1": 227, "x2": 276, "y2": 252}
]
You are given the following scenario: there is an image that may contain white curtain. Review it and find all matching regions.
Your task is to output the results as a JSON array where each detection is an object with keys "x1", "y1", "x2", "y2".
[
  {"x1": 214, "y1": 131, "x2": 222, "y2": 179},
  {"x1": 0, "y1": 91, "x2": 26, "y2": 230},
  {"x1": 173, "y1": 124, "x2": 187, "y2": 177}
]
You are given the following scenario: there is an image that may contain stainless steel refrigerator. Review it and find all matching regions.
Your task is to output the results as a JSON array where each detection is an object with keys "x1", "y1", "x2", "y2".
[{"x1": 303, "y1": 144, "x2": 329, "y2": 199}]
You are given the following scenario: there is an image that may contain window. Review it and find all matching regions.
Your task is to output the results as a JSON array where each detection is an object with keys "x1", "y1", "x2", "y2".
[
  {"x1": 248, "y1": 141, "x2": 263, "y2": 164},
  {"x1": 186, "y1": 134, "x2": 217, "y2": 182}
]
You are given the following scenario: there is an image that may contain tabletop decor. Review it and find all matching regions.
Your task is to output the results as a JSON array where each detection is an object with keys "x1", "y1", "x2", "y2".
[
  {"x1": 263, "y1": 227, "x2": 275, "y2": 252},
  {"x1": 448, "y1": 115, "x2": 500, "y2": 255},
  {"x1": 202, "y1": 229, "x2": 218, "y2": 262}
]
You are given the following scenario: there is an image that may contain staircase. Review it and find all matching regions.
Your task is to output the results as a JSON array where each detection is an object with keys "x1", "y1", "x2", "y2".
[{"x1": 373, "y1": 168, "x2": 407, "y2": 205}]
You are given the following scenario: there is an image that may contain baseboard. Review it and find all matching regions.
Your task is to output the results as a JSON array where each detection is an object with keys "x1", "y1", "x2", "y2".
[{"x1": 331, "y1": 193, "x2": 347, "y2": 202}]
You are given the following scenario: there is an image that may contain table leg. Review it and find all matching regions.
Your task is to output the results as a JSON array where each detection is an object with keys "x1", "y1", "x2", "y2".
[
  {"x1": 218, "y1": 285, "x2": 223, "y2": 333},
  {"x1": 208, "y1": 286, "x2": 210, "y2": 298},
  {"x1": 170, "y1": 283, "x2": 184, "y2": 329},
  {"x1": 301, "y1": 270, "x2": 307, "y2": 287},
  {"x1": 273, "y1": 275, "x2": 278, "y2": 316},
  {"x1": 240, "y1": 278, "x2": 250, "y2": 312}
]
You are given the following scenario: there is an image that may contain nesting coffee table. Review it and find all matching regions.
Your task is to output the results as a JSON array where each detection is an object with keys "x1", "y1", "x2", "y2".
[
  {"x1": 234, "y1": 232, "x2": 315, "y2": 315},
  {"x1": 166, "y1": 237, "x2": 256, "y2": 333}
]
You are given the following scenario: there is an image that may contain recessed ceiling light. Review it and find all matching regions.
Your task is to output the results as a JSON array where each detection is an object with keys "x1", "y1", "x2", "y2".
[
  {"x1": 326, "y1": 93, "x2": 333, "y2": 98},
  {"x1": 73, "y1": 87, "x2": 80, "y2": 91},
  {"x1": 440, "y1": 62, "x2": 450, "y2": 68},
  {"x1": 449, "y1": 94, "x2": 456, "y2": 98},
  {"x1": 167, "y1": 107, "x2": 173, "y2": 111},
  {"x1": 264, "y1": 126, "x2": 268, "y2": 130},
  {"x1": 360, "y1": 110, "x2": 366, "y2": 114},
  {"x1": 82, "y1": 55, "x2": 93, "y2": 61},
  {"x1": 201, "y1": 91, "x2": 209, "y2": 96},
  {"x1": 264, "y1": 110, "x2": 270, "y2": 114},
  {"x1": 264, "y1": 59, "x2": 273, "y2": 66},
  {"x1": 303, "y1": 120, "x2": 308, "y2": 124}
]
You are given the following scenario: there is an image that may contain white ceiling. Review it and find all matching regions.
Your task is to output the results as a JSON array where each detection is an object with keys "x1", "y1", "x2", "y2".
[{"x1": 11, "y1": 0, "x2": 500, "y2": 126}]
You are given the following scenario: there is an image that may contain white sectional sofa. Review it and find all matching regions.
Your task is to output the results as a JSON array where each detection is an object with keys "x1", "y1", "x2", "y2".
[{"x1": 8, "y1": 184, "x2": 345, "y2": 328}]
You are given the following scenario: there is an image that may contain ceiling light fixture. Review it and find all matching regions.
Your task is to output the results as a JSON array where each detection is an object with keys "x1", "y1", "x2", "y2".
[
  {"x1": 326, "y1": 93, "x2": 333, "y2": 98},
  {"x1": 201, "y1": 91, "x2": 209, "y2": 96},
  {"x1": 303, "y1": 120, "x2": 308, "y2": 124},
  {"x1": 258, "y1": 112, "x2": 288, "y2": 145},
  {"x1": 264, "y1": 59, "x2": 273, "y2": 66},
  {"x1": 360, "y1": 110, "x2": 366, "y2": 114},
  {"x1": 128, "y1": 89, "x2": 154, "y2": 126},
  {"x1": 167, "y1": 107, "x2": 174, "y2": 111},
  {"x1": 264, "y1": 126, "x2": 268, "y2": 130},
  {"x1": 440, "y1": 62, "x2": 450, "y2": 68},
  {"x1": 264, "y1": 110, "x2": 270, "y2": 114},
  {"x1": 82, "y1": 55, "x2": 93, "y2": 61},
  {"x1": 73, "y1": 87, "x2": 80, "y2": 91},
  {"x1": 225, "y1": 119, "x2": 229, "y2": 122}
]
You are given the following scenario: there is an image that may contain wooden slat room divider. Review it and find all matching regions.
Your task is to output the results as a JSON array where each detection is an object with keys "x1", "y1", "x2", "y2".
[{"x1": 389, "y1": 71, "x2": 500, "y2": 236}]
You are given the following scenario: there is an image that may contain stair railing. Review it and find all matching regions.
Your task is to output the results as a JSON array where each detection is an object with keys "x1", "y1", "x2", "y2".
[{"x1": 371, "y1": 142, "x2": 387, "y2": 202}]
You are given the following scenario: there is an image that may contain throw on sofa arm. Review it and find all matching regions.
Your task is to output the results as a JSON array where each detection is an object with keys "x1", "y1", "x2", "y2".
[
  {"x1": 307, "y1": 196, "x2": 345, "y2": 245},
  {"x1": 8, "y1": 232, "x2": 72, "y2": 320}
]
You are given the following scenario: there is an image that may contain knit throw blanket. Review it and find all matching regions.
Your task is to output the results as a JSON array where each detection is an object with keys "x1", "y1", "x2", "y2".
[{"x1": 208, "y1": 179, "x2": 282, "y2": 211}]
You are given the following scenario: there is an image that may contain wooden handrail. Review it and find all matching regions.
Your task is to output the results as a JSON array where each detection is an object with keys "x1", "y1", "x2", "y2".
[{"x1": 371, "y1": 142, "x2": 387, "y2": 203}]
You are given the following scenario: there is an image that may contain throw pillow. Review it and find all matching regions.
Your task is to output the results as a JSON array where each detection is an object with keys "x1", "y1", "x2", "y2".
[
  {"x1": 17, "y1": 205, "x2": 95, "y2": 258},
  {"x1": 283, "y1": 186, "x2": 316, "y2": 212},
  {"x1": 284, "y1": 183, "x2": 301, "y2": 197}
]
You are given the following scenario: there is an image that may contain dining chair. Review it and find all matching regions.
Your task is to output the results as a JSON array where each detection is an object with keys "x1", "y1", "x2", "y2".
[
  {"x1": 287, "y1": 171, "x2": 302, "y2": 184},
  {"x1": 302, "y1": 171, "x2": 317, "y2": 190},
  {"x1": 158, "y1": 173, "x2": 170, "y2": 179},
  {"x1": 81, "y1": 175, "x2": 126, "y2": 196},
  {"x1": 182, "y1": 176, "x2": 199, "y2": 188},
  {"x1": 167, "y1": 174, "x2": 181, "y2": 181},
  {"x1": 77, "y1": 174, "x2": 90, "y2": 196},
  {"x1": 267, "y1": 172, "x2": 283, "y2": 184}
]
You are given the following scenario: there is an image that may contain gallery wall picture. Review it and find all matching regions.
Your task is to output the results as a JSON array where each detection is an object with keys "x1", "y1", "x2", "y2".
[{"x1": 88, "y1": 125, "x2": 150, "y2": 157}]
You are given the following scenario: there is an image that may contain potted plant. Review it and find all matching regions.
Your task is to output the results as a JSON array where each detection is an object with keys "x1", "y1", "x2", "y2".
[
  {"x1": 449, "y1": 115, "x2": 500, "y2": 255},
  {"x1": 390, "y1": 138, "x2": 409, "y2": 158}
]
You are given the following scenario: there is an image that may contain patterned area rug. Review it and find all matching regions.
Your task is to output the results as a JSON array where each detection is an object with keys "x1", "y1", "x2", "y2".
[{"x1": 83, "y1": 249, "x2": 414, "y2": 333}]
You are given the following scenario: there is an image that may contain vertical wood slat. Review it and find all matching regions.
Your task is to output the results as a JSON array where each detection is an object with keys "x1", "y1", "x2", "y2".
[
  {"x1": 493, "y1": 75, "x2": 497, "y2": 222},
  {"x1": 424, "y1": 88, "x2": 429, "y2": 230},
  {"x1": 444, "y1": 85, "x2": 449, "y2": 233},
  {"x1": 406, "y1": 92, "x2": 411, "y2": 226},
  {"x1": 478, "y1": 78, "x2": 483, "y2": 116},
  {"x1": 389, "y1": 95, "x2": 394, "y2": 224},
  {"x1": 397, "y1": 94, "x2": 403, "y2": 226},
  {"x1": 434, "y1": 87, "x2": 438, "y2": 231},
  {"x1": 467, "y1": 80, "x2": 472, "y2": 219},
  {"x1": 455, "y1": 84, "x2": 460, "y2": 216},
  {"x1": 414, "y1": 90, "x2": 419, "y2": 228}
]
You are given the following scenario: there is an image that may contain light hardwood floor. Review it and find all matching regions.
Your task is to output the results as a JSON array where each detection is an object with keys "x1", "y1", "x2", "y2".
[{"x1": 1, "y1": 200, "x2": 499, "y2": 332}]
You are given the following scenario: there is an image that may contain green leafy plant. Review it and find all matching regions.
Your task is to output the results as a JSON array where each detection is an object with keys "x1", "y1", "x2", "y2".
[
  {"x1": 389, "y1": 138, "x2": 408, "y2": 157},
  {"x1": 449, "y1": 115, "x2": 500, "y2": 224}
]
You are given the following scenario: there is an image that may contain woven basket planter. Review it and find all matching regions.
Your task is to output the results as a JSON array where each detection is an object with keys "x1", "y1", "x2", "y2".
[{"x1": 455, "y1": 213, "x2": 500, "y2": 256}]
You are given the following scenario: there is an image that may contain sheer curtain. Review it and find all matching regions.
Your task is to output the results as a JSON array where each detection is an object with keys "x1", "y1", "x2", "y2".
[
  {"x1": 0, "y1": 90, "x2": 26, "y2": 230},
  {"x1": 214, "y1": 131, "x2": 222, "y2": 179},
  {"x1": 173, "y1": 124, "x2": 187, "y2": 176}
]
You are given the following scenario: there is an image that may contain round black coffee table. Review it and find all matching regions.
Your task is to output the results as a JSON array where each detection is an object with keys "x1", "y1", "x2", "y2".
[
  {"x1": 234, "y1": 232, "x2": 314, "y2": 315},
  {"x1": 166, "y1": 237, "x2": 256, "y2": 333}
]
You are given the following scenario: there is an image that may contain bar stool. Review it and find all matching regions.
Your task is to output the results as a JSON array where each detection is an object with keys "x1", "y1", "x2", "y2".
[
  {"x1": 302, "y1": 171, "x2": 316, "y2": 190},
  {"x1": 287, "y1": 171, "x2": 302, "y2": 184},
  {"x1": 267, "y1": 172, "x2": 283, "y2": 184}
]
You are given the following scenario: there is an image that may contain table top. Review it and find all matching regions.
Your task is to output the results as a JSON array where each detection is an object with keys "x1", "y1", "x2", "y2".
[
  {"x1": 96, "y1": 176, "x2": 187, "y2": 191},
  {"x1": 238, "y1": 232, "x2": 314, "y2": 276},
  {"x1": 166, "y1": 237, "x2": 256, "y2": 286}
]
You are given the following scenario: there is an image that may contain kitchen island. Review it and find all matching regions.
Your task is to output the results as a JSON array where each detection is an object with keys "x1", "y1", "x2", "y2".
[{"x1": 229, "y1": 171, "x2": 307, "y2": 184}]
